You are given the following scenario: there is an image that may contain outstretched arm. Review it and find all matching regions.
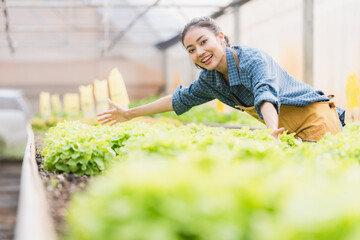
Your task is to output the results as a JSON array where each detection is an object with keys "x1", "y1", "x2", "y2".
[
  {"x1": 260, "y1": 101, "x2": 285, "y2": 142},
  {"x1": 97, "y1": 95, "x2": 173, "y2": 125}
]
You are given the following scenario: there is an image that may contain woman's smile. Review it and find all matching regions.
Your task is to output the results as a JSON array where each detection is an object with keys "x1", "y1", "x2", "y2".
[{"x1": 201, "y1": 54, "x2": 213, "y2": 64}]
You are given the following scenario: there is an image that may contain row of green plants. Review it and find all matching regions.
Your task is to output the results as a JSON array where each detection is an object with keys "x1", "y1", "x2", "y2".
[
  {"x1": 41, "y1": 121, "x2": 293, "y2": 176},
  {"x1": 42, "y1": 121, "x2": 149, "y2": 175},
  {"x1": 40, "y1": 119, "x2": 360, "y2": 240}
]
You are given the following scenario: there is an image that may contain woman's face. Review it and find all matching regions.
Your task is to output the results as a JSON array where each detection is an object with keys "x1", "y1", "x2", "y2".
[{"x1": 183, "y1": 27, "x2": 226, "y2": 71}]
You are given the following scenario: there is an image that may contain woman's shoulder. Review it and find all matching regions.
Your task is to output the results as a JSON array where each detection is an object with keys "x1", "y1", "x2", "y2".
[
  {"x1": 231, "y1": 45, "x2": 268, "y2": 70},
  {"x1": 232, "y1": 45, "x2": 267, "y2": 59}
]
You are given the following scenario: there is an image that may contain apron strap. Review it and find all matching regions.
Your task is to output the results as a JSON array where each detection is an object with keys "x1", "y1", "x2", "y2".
[
  {"x1": 231, "y1": 49, "x2": 240, "y2": 72},
  {"x1": 230, "y1": 49, "x2": 248, "y2": 108}
]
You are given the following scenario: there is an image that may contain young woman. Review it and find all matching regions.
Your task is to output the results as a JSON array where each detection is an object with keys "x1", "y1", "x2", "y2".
[{"x1": 97, "y1": 17, "x2": 345, "y2": 142}]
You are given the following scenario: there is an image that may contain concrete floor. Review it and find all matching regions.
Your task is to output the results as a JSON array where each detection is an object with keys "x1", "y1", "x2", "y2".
[{"x1": 0, "y1": 161, "x2": 22, "y2": 240}]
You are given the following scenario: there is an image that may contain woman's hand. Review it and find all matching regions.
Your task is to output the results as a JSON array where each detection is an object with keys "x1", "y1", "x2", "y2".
[
  {"x1": 97, "y1": 99, "x2": 132, "y2": 125},
  {"x1": 97, "y1": 95, "x2": 174, "y2": 126},
  {"x1": 260, "y1": 102, "x2": 286, "y2": 143},
  {"x1": 270, "y1": 127, "x2": 286, "y2": 143}
]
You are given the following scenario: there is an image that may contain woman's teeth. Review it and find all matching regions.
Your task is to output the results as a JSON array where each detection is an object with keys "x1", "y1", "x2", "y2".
[{"x1": 201, "y1": 55, "x2": 213, "y2": 63}]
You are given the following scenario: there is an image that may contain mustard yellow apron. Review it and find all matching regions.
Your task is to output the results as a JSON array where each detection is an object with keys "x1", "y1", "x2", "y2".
[{"x1": 230, "y1": 49, "x2": 341, "y2": 142}]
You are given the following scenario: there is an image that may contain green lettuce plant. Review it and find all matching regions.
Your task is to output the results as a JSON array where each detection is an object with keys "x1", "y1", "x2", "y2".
[
  {"x1": 63, "y1": 123, "x2": 360, "y2": 240},
  {"x1": 41, "y1": 121, "x2": 149, "y2": 175}
]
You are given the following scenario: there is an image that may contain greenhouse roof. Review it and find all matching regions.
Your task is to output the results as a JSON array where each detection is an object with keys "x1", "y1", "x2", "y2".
[{"x1": 0, "y1": 0, "x2": 250, "y2": 59}]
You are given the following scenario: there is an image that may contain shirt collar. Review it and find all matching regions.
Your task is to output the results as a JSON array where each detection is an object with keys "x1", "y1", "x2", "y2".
[
  {"x1": 213, "y1": 70, "x2": 229, "y2": 93},
  {"x1": 226, "y1": 47, "x2": 242, "y2": 87}
]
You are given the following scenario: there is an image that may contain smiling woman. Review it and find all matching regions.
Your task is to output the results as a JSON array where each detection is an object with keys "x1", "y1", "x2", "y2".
[{"x1": 97, "y1": 16, "x2": 345, "y2": 142}]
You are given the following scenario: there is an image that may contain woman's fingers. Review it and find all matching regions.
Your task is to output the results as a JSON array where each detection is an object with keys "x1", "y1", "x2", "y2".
[
  {"x1": 99, "y1": 117, "x2": 113, "y2": 125},
  {"x1": 109, "y1": 120, "x2": 118, "y2": 126},
  {"x1": 97, "y1": 115, "x2": 108, "y2": 121},
  {"x1": 97, "y1": 112, "x2": 115, "y2": 121},
  {"x1": 96, "y1": 99, "x2": 128, "y2": 125},
  {"x1": 275, "y1": 127, "x2": 286, "y2": 135},
  {"x1": 97, "y1": 108, "x2": 116, "y2": 116},
  {"x1": 270, "y1": 127, "x2": 286, "y2": 143}
]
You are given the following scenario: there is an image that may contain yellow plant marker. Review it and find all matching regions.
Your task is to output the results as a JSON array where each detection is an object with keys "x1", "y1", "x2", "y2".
[
  {"x1": 216, "y1": 99, "x2": 224, "y2": 112},
  {"x1": 64, "y1": 93, "x2": 80, "y2": 117},
  {"x1": 108, "y1": 68, "x2": 130, "y2": 108},
  {"x1": 79, "y1": 84, "x2": 95, "y2": 117},
  {"x1": 39, "y1": 91, "x2": 51, "y2": 119},
  {"x1": 94, "y1": 80, "x2": 109, "y2": 111},
  {"x1": 51, "y1": 94, "x2": 62, "y2": 116},
  {"x1": 346, "y1": 74, "x2": 360, "y2": 109}
]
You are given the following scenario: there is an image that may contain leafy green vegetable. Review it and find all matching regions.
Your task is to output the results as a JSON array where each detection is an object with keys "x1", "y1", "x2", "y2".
[
  {"x1": 63, "y1": 122, "x2": 360, "y2": 240},
  {"x1": 42, "y1": 121, "x2": 149, "y2": 175}
]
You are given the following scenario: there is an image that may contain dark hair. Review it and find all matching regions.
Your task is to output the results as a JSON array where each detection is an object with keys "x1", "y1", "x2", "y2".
[{"x1": 181, "y1": 16, "x2": 230, "y2": 47}]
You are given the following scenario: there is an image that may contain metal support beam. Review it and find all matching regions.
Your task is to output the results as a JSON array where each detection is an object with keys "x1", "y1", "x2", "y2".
[
  {"x1": 0, "y1": 41, "x2": 154, "y2": 48},
  {"x1": 123, "y1": 0, "x2": 162, "y2": 40},
  {"x1": 1, "y1": 0, "x2": 14, "y2": 53},
  {"x1": 303, "y1": 0, "x2": 313, "y2": 86},
  {"x1": 211, "y1": 0, "x2": 250, "y2": 19},
  {"x1": 6, "y1": 2, "x2": 226, "y2": 8},
  {"x1": 0, "y1": 25, "x2": 181, "y2": 33},
  {"x1": 155, "y1": 0, "x2": 251, "y2": 50},
  {"x1": 233, "y1": 5, "x2": 240, "y2": 45},
  {"x1": 104, "y1": 0, "x2": 161, "y2": 54}
]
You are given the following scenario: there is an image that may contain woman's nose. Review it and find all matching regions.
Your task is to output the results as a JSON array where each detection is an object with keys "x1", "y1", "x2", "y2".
[{"x1": 196, "y1": 47, "x2": 205, "y2": 56}]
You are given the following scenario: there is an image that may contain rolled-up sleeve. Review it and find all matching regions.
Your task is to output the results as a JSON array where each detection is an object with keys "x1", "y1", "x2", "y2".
[
  {"x1": 172, "y1": 79, "x2": 214, "y2": 115},
  {"x1": 249, "y1": 58, "x2": 280, "y2": 120}
]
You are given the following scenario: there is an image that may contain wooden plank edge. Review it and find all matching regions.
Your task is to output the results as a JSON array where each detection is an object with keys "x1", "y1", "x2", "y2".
[{"x1": 14, "y1": 124, "x2": 57, "y2": 240}]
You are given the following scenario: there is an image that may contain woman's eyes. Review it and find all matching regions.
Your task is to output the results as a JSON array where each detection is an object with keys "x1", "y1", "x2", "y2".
[{"x1": 187, "y1": 39, "x2": 207, "y2": 54}]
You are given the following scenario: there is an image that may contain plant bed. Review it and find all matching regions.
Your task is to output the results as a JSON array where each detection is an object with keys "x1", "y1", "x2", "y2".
[
  {"x1": 15, "y1": 127, "x2": 63, "y2": 240},
  {"x1": 18, "y1": 120, "x2": 267, "y2": 240},
  {"x1": 16, "y1": 129, "x2": 93, "y2": 240},
  {"x1": 34, "y1": 133, "x2": 90, "y2": 237},
  {"x1": 17, "y1": 120, "x2": 154, "y2": 239},
  {"x1": 21, "y1": 120, "x2": 360, "y2": 240}
]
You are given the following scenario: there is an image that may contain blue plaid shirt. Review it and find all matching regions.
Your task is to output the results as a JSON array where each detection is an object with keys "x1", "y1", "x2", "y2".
[{"x1": 172, "y1": 46, "x2": 345, "y2": 125}]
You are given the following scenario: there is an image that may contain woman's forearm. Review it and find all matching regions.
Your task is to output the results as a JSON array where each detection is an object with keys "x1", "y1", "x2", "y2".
[
  {"x1": 260, "y1": 101, "x2": 279, "y2": 130},
  {"x1": 128, "y1": 95, "x2": 174, "y2": 119}
]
